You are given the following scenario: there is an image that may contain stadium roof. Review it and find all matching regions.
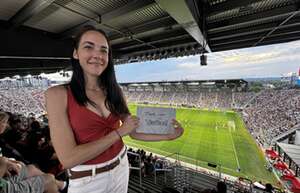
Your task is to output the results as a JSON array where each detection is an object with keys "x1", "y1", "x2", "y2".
[
  {"x1": 1, "y1": 0, "x2": 300, "y2": 78},
  {"x1": 277, "y1": 142, "x2": 300, "y2": 168},
  {"x1": 272, "y1": 124, "x2": 300, "y2": 143},
  {"x1": 119, "y1": 79, "x2": 248, "y2": 91},
  {"x1": 120, "y1": 79, "x2": 247, "y2": 86}
]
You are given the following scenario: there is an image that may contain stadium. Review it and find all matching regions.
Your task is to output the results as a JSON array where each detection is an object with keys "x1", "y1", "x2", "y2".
[
  {"x1": 1, "y1": 0, "x2": 300, "y2": 193},
  {"x1": 1, "y1": 77, "x2": 299, "y2": 192}
]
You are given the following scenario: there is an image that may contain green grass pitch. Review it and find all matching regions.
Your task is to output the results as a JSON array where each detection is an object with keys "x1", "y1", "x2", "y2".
[{"x1": 124, "y1": 104, "x2": 278, "y2": 184}]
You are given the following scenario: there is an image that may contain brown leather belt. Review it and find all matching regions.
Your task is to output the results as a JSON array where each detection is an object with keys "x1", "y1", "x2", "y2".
[{"x1": 69, "y1": 148, "x2": 127, "y2": 179}]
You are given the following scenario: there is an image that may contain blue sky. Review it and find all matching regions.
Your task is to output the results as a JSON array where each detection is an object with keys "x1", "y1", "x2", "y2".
[{"x1": 115, "y1": 40, "x2": 300, "y2": 83}]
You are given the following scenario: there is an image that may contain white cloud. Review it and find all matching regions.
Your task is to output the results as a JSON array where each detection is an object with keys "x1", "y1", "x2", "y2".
[
  {"x1": 116, "y1": 40, "x2": 300, "y2": 82},
  {"x1": 174, "y1": 40, "x2": 300, "y2": 73},
  {"x1": 222, "y1": 51, "x2": 281, "y2": 64},
  {"x1": 177, "y1": 62, "x2": 199, "y2": 69}
]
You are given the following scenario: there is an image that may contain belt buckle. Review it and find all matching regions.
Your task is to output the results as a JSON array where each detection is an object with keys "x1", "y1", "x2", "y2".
[{"x1": 104, "y1": 164, "x2": 110, "y2": 171}]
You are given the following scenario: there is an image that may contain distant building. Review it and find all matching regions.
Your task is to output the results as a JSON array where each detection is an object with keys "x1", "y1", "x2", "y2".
[
  {"x1": 281, "y1": 69, "x2": 299, "y2": 86},
  {"x1": 297, "y1": 67, "x2": 300, "y2": 86}
]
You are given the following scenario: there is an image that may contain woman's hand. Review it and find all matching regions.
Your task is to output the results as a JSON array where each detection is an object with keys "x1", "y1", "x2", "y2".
[
  {"x1": 117, "y1": 115, "x2": 140, "y2": 137},
  {"x1": 129, "y1": 118, "x2": 183, "y2": 141},
  {"x1": 168, "y1": 119, "x2": 184, "y2": 140},
  {"x1": 6, "y1": 159, "x2": 22, "y2": 176}
]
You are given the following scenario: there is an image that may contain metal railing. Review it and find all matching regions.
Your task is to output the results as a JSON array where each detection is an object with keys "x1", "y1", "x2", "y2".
[
  {"x1": 128, "y1": 151, "x2": 142, "y2": 187},
  {"x1": 127, "y1": 148, "x2": 286, "y2": 193}
]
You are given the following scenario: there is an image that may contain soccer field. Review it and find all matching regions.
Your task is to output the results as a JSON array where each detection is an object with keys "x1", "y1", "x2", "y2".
[{"x1": 124, "y1": 104, "x2": 277, "y2": 184}]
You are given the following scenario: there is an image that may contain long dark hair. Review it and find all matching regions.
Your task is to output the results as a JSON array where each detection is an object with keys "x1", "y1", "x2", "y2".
[{"x1": 68, "y1": 25, "x2": 129, "y2": 117}]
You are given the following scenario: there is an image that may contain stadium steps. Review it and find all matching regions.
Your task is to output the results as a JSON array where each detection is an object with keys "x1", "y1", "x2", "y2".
[
  {"x1": 129, "y1": 172, "x2": 174, "y2": 193},
  {"x1": 188, "y1": 170, "x2": 219, "y2": 190},
  {"x1": 128, "y1": 174, "x2": 145, "y2": 193},
  {"x1": 243, "y1": 91, "x2": 262, "y2": 108},
  {"x1": 173, "y1": 166, "x2": 220, "y2": 193},
  {"x1": 128, "y1": 166, "x2": 223, "y2": 193}
]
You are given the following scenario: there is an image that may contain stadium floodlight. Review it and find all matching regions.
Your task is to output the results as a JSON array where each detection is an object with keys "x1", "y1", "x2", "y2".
[{"x1": 200, "y1": 54, "x2": 207, "y2": 66}]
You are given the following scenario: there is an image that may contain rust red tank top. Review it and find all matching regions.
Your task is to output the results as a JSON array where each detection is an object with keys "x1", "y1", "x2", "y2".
[{"x1": 66, "y1": 87, "x2": 124, "y2": 164}]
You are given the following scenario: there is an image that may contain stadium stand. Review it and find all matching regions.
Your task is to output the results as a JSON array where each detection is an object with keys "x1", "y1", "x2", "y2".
[
  {"x1": 0, "y1": 80, "x2": 299, "y2": 148},
  {"x1": 0, "y1": 79, "x2": 299, "y2": 192},
  {"x1": 243, "y1": 89, "x2": 300, "y2": 146},
  {"x1": 0, "y1": 88, "x2": 46, "y2": 117}
]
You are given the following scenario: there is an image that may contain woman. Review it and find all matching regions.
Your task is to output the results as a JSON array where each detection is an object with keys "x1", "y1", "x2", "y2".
[{"x1": 45, "y1": 25, "x2": 184, "y2": 193}]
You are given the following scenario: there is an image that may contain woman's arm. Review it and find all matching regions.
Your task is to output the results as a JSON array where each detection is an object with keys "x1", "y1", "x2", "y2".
[
  {"x1": 45, "y1": 86, "x2": 138, "y2": 169},
  {"x1": 129, "y1": 119, "x2": 184, "y2": 141},
  {"x1": 0, "y1": 157, "x2": 7, "y2": 177}
]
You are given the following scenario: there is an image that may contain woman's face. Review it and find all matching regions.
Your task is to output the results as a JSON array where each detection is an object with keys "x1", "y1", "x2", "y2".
[{"x1": 73, "y1": 30, "x2": 109, "y2": 77}]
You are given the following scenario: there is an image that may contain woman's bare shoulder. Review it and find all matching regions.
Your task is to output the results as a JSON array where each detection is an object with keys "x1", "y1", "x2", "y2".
[{"x1": 45, "y1": 85, "x2": 68, "y2": 99}]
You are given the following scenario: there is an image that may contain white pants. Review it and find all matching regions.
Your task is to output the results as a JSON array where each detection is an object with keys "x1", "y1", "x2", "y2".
[{"x1": 68, "y1": 147, "x2": 129, "y2": 193}]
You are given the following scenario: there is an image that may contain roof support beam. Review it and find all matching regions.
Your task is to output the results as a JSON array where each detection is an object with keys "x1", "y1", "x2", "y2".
[
  {"x1": 111, "y1": 24, "x2": 182, "y2": 45},
  {"x1": 155, "y1": 0, "x2": 211, "y2": 52},
  {"x1": 9, "y1": 0, "x2": 55, "y2": 27},
  {"x1": 208, "y1": 5, "x2": 297, "y2": 33},
  {"x1": 208, "y1": 0, "x2": 263, "y2": 16},
  {"x1": 209, "y1": 21, "x2": 300, "y2": 41},
  {"x1": 119, "y1": 42, "x2": 201, "y2": 58},
  {"x1": 212, "y1": 29, "x2": 300, "y2": 46},
  {"x1": 61, "y1": 0, "x2": 154, "y2": 38},
  {"x1": 109, "y1": 16, "x2": 173, "y2": 40},
  {"x1": 0, "y1": 66, "x2": 65, "y2": 71},
  {"x1": 117, "y1": 34, "x2": 191, "y2": 51},
  {"x1": 212, "y1": 33, "x2": 300, "y2": 51},
  {"x1": 253, "y1": 9, "x2": 300, "y2": 46}
]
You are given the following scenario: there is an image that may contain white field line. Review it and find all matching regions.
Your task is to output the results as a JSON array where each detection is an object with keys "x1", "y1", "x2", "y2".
[
  {"x1": 229, "y1": 125, "x2": 241, "y2": 170},
  {"x1": 125, "y1": 140, "x2": 237, "y2": 173}
]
